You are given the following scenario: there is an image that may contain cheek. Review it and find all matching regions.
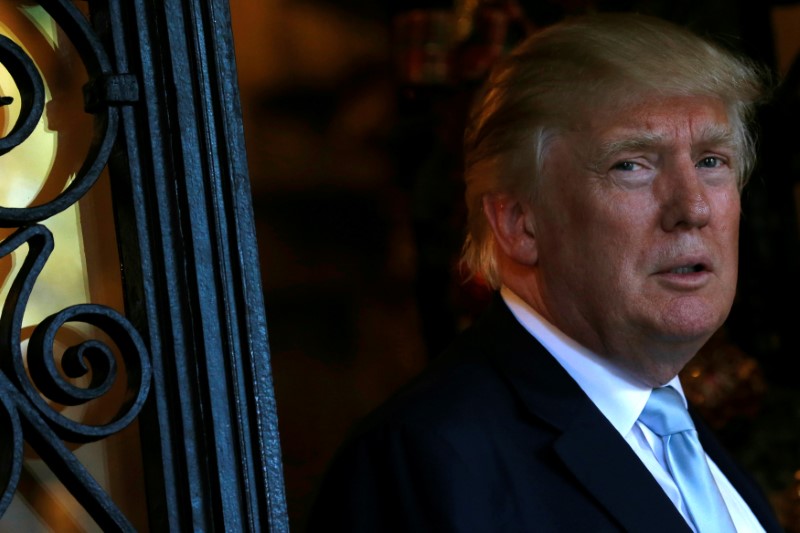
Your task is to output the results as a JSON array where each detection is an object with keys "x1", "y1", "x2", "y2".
[
  {"x1": 544, "y1": 177, "x2": 655, "y2": 270},
  {"x1": 713, "y1": 194, "x2": 741, "y2": 245},
  {"x1": 589, "y1": 200, "x2": 652, "y2": 251},
  {"x1": 565, "y1": 205, "x2": 643, "y2": 291}
]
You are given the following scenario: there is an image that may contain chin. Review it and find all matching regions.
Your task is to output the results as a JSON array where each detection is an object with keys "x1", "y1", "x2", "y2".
[
  {"x1": 654, "y1": 313, "x2": 725, "y2": 352},
  {"x1": 658, "y1": 296, "x2": 730, "y2": 340}
]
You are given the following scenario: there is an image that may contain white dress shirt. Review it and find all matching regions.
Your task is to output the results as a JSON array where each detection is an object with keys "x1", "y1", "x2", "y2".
[{"x1": 501, "y1": 286, "x2": 765, "y2": 533}]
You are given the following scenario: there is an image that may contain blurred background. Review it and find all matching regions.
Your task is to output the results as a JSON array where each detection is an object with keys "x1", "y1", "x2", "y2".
[{"x1": 229, "y1": 1, "x2": 800, "y2": 530}]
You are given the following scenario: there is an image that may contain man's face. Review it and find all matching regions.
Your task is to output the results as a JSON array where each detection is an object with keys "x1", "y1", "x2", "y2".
[{"x1": 532, "y1": 95, "x2": 741, "y2": 384}]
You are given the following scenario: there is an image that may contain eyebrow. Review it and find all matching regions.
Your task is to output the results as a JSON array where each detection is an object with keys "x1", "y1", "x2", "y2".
[{"x1": 586, "y1": 124, "x2": 738, "y2": 171}]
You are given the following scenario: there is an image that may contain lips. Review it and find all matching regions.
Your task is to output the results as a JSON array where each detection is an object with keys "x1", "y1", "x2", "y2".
[
  {"x1": 656, "y1": 253, "x2": 713, "y2": 276},
  {"x1": 669, "y1": 264, "x2": 705, "y2": 274}
]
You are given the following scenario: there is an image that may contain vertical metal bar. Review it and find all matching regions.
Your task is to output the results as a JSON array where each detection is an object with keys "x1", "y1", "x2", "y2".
[{"x1": 88, "y1": 0, "x2": 289, "y2": 529}]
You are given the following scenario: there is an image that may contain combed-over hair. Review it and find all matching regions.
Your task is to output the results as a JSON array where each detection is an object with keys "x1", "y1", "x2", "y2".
[{"x1": 461, "y1": 12, "x2": 769, "y2": 289}]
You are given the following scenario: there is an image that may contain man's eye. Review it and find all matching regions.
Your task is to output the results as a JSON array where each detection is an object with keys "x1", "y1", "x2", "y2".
[
  {"x1": 697, "y1": 156, "x2": 723, "y2": 168},
  {"x1": 612, "y1": 161, "x2": 639, "y2": 171}
]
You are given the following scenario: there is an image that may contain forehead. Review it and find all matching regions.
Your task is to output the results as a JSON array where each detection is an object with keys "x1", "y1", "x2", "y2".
[{"x1": 576, "y1": 95, "x2": 733, "y2": 149}]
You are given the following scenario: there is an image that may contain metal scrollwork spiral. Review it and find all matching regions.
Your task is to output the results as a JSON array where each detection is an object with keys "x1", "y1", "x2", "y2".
[
  {"x1": 0, "y1": 225, "x2": 151, "y2": 444},
  {"x1": 0, "y1": 34, "x2": 44, "y2": 156},
  {"x1": 0, "y1": 0, "x2": 118, "y2": 227}
]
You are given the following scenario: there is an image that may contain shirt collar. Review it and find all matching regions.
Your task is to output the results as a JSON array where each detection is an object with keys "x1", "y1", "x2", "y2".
[{"x1": 500, "y1": 286, "x2": 685, "y2": 437}]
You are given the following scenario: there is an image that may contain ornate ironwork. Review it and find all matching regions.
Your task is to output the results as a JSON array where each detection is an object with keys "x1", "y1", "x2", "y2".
[
  {"x1": 0, "y1": 226, "x2": 151, "y2": 443},
  {"x1": 0, "y1": 0, "x2": 289, "y2": 529},
  {"x1": 0, "y1": 35, "x2": 43, "y2": 157},
  {"x1": 0, "y1": 225, "x2": 151, "y2": 528},
  {"x1": 0, "y1": 1, "x2": 151, "y2": 531},
  {"x1": 0, "y1": 0, "x2": 120, "y2": 226},
  {"x1": 91, "y1": 0, "x2": 290, "y2": 529}
]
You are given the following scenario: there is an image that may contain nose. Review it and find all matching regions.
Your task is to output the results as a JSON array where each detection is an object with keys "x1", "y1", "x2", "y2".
[{"x1": 658, "y1": 160, "x2": 711, "y2": 232}]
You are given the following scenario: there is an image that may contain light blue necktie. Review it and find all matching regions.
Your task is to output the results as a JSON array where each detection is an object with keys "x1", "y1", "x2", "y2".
[{"x1": 638, "y1": 386, "x2": 736, "y2": 533}]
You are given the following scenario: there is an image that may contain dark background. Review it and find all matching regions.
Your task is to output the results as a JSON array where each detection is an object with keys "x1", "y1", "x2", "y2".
[{"x1": 231, "y1": 1, "x2": 800, "y2": 530}]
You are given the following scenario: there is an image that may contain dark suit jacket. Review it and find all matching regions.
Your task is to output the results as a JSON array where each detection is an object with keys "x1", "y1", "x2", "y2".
[{"x1": 308, "y1": 294, "x2": 783, "y2": 532}]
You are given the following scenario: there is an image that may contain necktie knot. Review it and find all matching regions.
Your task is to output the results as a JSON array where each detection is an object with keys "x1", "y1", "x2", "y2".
[{"x1": 639, "y1": 386, "x2": 695, "y2": 436}]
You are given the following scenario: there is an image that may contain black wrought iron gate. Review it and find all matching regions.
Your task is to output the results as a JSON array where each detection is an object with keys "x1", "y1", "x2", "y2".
[{"x1": 0, "y1": 0, "x2": 288, "y2": 531}]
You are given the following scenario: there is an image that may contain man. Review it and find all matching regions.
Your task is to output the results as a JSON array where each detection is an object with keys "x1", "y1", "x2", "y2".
[{"x1": 308, "y1": 12, "x2": 783, "y2": 532}]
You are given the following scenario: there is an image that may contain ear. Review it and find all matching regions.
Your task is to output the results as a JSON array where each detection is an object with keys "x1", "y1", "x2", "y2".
[{"x1": 482, "y1": 193, "x2": 538, "y2": 266}]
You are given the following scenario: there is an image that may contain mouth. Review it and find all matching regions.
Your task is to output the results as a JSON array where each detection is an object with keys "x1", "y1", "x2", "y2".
[{"x1": 668, "y1": 263, "x2": 707, "y2": 274}]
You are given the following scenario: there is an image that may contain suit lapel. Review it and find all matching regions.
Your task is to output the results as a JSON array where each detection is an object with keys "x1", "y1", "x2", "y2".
[
  {"x1": 554, "y1": 403, "x2": 691, "y2": 532},
  {"x1": 480, "y1": 295, "x2": 691, "y2": 532}
]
